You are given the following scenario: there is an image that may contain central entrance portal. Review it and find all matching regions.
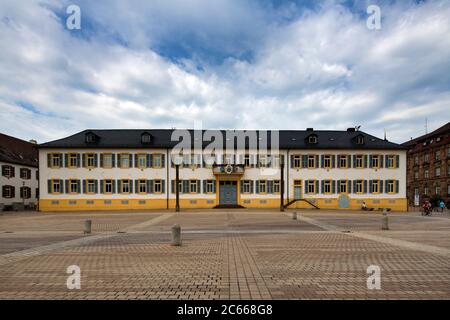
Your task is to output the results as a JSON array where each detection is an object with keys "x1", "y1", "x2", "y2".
[{"x1": 219, "y1": 181, "x2": 238, "y2": 205}]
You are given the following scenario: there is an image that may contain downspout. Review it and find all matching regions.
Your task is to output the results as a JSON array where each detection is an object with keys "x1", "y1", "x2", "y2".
[
  {"x1": 287, "y1": 149, "x2": 290, "y2": 203},
  {"x1": 166, "y1": 148, "x2": 169, "y2": 210}
]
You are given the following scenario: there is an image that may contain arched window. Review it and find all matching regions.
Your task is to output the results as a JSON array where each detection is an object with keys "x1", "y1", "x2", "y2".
[
  {"x1": 308, "y1": 135, "x2": 318, "y2": 144},
  {"x1": 141, "y1": 133, "x2": 152, "y2": 144},
  {"x1": 85, "y1": 133, "x2": 96, "y2": 144}
]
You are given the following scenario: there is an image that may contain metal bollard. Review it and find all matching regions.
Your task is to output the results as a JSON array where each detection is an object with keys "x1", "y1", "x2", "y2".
[
  {"x1": 171, "y1": 224, "x2": 182, "y2": 246},
  {"x1": 381, "y1": 210, "x2": 389, "y2": 230},
  {"x1": 292, "y1": 212, "x2": 297, "y2": 220},
  {"x1": 84, "y1": 219, "x2": 92, "y2": 234}
]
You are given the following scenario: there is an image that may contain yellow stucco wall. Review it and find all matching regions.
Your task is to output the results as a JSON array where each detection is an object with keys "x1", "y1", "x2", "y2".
[{"x1": 39, "y1": 197, "x2": 407, "y2": 212}]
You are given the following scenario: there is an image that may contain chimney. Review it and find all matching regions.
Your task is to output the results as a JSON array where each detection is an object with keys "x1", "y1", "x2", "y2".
[
  {"x1": 306, "y1": 128, "x2": 314, "y2": 132},
  {"x1": 29, "y1": 139, "x2": 37, "y2": 144},
  {"x1": 347, "y1": 128, "x2": 356, "y2": 133}
]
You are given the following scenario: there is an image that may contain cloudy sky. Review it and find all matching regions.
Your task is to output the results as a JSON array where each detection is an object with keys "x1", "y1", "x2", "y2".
[{"x1": 0, "y1": 0, "x2": 449, "y2": 144}]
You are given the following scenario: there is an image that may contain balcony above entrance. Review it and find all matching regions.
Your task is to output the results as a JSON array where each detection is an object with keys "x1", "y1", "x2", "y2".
[{"x1": 212, "y1": 164, "x2": 245, "y2": 175}]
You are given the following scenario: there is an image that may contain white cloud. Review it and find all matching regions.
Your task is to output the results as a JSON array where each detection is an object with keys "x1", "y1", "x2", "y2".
[{"x1": 0, "y1": 0, "x2": 449, "y2": 144}]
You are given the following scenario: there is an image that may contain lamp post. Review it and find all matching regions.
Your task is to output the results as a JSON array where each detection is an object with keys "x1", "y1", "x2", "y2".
[
  {"x1": 175, "y1": 164, "x2": 180, "y2": 212},
  {"x1": 172, "y1": 154, "x2": 182, "y2": 213}
]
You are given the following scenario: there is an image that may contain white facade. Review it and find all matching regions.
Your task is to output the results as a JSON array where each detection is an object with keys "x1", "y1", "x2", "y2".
[
  {"x1": 1, "y1": 161, "x2": 39, "y2": 207},
  {"x1": 38, "y1": 147, "x2": 407, "y2": 211}
]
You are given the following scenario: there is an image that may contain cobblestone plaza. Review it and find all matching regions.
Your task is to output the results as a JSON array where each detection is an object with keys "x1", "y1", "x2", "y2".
[{"x1": 0, "y1": 209, "x2": 449, "y2": 299}]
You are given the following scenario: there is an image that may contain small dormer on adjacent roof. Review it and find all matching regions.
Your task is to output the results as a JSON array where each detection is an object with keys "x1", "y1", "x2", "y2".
[
  {"x1": 305, "y1": 130, "x2": 318, "y2": 145},
  {"x1": 352, "y1": 133, "x2": 365, "y2": 145},
  {"x1": 141, "y1": 132, "x2": 152, "y2": 144},
  {"x1": 85, "y1": 131, "x2": 99, "y2": 144}
]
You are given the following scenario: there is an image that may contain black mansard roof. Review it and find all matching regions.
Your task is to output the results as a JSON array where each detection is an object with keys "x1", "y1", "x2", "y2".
[{"x1": 38, "y1": 128, "x2": 405, "y2": 150}]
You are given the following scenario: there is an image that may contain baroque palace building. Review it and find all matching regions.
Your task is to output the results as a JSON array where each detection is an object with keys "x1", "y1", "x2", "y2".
[
  {"x1": 402, "y1": 122, "x2": 450, "y2": 207},
  {"x1": 38, "y1": 128, "x2": 407, "y2": 212}
]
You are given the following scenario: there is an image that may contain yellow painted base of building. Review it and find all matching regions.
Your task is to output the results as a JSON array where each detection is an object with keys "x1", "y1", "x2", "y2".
[{"x1": 38, "y1": 197, "x2": 407, "y2": 212}]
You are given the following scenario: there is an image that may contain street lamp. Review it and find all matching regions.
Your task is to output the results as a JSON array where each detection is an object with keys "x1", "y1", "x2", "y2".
[{"x1": 172, "y1": 154, "x2": 183, "y2": 212}]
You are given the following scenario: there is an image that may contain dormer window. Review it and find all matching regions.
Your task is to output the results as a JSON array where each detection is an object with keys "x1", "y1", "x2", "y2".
[
  {"x1": 85, "y1": 132, "x2": 97, "y2": 144},
  {"x1": 356, "y1": 135, "x2": 364, "y2": 145},
  {"x1": 141, "y1": 133, "x2": 151, "y2": 144},
  {"x1": 308, "y1": 135, "x2": 318, "y2": 144}
]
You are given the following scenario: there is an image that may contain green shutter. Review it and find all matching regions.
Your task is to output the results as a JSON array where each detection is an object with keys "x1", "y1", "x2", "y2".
[
  {"x1": 268, "y1": 181, "x2": 273, "y2": 194},
  {"x1": 47, "y1": 180, "x2": 52, "y2": 193},
  {"x1": 47, "y1": 154, "x2": 51, "y2": 167},
  {"x1": 396, "y1": 155, "x2": 400, "y2": 168},
  {"x1": 112, "y1": 154, "x2": 116, "y2": 168}
]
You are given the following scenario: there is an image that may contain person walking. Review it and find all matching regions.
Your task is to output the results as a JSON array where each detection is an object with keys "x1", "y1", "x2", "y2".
[
  {"x1": 439, "y1": 200, "x2": 445, "y2": 213},
  {"x1": 422, "y1": 201, "x2": 432, "y2": 216}
]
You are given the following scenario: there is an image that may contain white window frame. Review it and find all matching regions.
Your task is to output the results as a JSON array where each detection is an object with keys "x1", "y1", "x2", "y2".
[
  {"x1": 121, "y1": 180, "x2": 130, "y2": 193},
  {"x1": 154, "y1": 180, "x2": 162, "y2": 193},
  {"x1": 87, "y1": 180, "x2": 95, "y2": 193}
]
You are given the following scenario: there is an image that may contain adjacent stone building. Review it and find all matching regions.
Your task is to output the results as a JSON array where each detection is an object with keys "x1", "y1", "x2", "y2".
[
  {"x1": 402, "y1": 122, "x2": 450, "y2": 207},
  {"x1": 0, "y1": 133, "x2": 39, "y2": 210},
  {"x1": 38, "y1": 128, "x2": 408, "y2": 212}
]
